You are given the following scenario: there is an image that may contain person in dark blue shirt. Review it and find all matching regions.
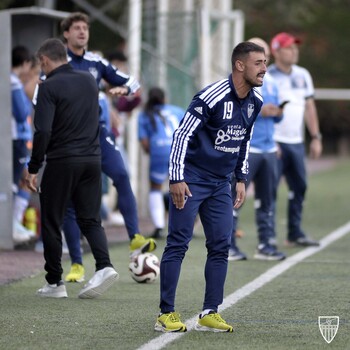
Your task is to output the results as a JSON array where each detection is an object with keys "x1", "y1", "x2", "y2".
[
  {"x1": 154, "y1": 41, "x2": 266, "y2": 333},
  {"x1": 58, "y1": 12, "x2": 156, "y2": 283},
  {"x1": 229, "y1": 38, "x2": 286, "y2": 262}
]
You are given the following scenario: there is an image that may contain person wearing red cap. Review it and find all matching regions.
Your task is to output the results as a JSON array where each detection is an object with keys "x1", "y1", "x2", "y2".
[{"x1": 268, "y1": 32, "x2": 322, "y2": 247}]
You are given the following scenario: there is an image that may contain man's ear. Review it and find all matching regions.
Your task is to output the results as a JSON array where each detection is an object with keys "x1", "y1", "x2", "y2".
[
  {"x1": 39, "y1": 55, "x2": 49, "y2": 68},
  {"x1": 235, "y1": 59, "x2": 244, "y2": 72},
  {"x1": 63, "y1": 31, "x2": 69, "y2": 41}
]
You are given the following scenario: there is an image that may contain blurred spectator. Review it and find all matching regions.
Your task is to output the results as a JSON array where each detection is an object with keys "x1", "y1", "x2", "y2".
[
  {"x1": 269, "y1": 32, "x2": 322, "y2": 247},
  {"x1": 229, "y1": 37, "x2": 286, "y2": 261},
  {"x1": 11, "y1": 46, "x2": 36, "y2": 244},
  {"x1": 103, "y1": 49, "x2": 142, "y2": 225},
  {"x1": 138, "y1": 87, "x2": 184, "y2": 238},
  {"x1": 105, "y1": 49, "x2": 142, "y2": 165},
  {"x1": 25, "y1": 38, "x2": 118, "y2": 298}
]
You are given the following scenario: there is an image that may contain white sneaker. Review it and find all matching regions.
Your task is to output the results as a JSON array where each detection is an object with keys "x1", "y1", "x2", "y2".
[
  {"x1": 13, "y1": 221, "x2": 32, "y2": 244},
  {"x1": 16, "y1": 221, "x2": 36, "y2": 238},
  {"x1": 34, "y1": 240, "x2": 44, "y2": 253},
  {"x1": 78, "y1": 267, "x2": 119, "y2": 299},
  {"x1": 36, "y1": 281, "x2": 68, "y2": 298}
]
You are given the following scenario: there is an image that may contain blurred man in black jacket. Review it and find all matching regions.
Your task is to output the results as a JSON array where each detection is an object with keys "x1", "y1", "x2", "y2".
[{"x1": 25, "y1": 38, "x2": 118, "y2": 299}]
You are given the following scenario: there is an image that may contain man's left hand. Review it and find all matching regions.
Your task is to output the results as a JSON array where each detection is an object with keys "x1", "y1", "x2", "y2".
[{"x1": 309, "y1": 139, "x2": 322, "y2": 159}]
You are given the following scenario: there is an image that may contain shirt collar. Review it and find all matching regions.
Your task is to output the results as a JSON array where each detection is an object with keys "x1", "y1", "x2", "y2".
[
  {"x1": 67, "y1": 47, "x2": 86, "y2": 59},
  {"x1": 46, "y1": 63, "x2": 72, "y2": 78}
]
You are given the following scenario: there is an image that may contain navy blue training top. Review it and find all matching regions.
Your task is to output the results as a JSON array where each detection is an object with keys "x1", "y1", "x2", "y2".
[
  {"x1": 67, "y1": 48, "x2": 140, "y2": 94},
  {"x1": 169, "y1": 74, "x2": 263, "y2": 184}
]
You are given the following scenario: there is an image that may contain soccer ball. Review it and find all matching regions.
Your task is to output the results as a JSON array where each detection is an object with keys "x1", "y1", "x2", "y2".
[{"x1": 129, "y1": 253, "x2": 160, "y2": 283}]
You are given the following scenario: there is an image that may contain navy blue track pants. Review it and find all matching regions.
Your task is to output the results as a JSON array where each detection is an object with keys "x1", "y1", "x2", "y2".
[
  {"x1": 160, "y1": 181, "x2": 232, "y2": 313},
  {"x1": 277, "y1": 142, "x2": 307, "y2": 240},
  {"x1": 231, "y1": 151, "x2": 278, "y2": 247}
]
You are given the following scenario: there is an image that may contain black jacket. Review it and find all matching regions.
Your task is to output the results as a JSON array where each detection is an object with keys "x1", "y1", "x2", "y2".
[{"x1": 28, "y1": 64, "x2": 101, "y2": 174}]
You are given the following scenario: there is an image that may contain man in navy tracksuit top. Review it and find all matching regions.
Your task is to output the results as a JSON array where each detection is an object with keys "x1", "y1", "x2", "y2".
[
  {"x1": 154, "y1": 42, "x2": 266, "y2": 333},
  {"x1": 59, "y1": 13, "x2": 156, "y2": 283},
  {"x1": 26, "y1": 39, "x2": 118, "y2": 299}
]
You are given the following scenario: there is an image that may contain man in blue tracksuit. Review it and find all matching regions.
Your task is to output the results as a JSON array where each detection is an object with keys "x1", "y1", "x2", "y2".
[
  {"x1": 59, "y1": 12, "x2": 156, "y2": 282},
  {"x1": 154, "y1": 42, "x2": 265, "y2": 333}
]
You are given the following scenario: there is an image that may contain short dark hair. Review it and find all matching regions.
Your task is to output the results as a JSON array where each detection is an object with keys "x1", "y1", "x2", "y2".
[
  {"x1": 12, "y1": 46, "x2": 31, "y2": 68},
  {"x1": 60, "y1": 12, "x2": 90, "y2": 33},
  {"x1": 231, "y1": 41, "x2": 265, "y2": 70},
  {"x1": 37, "y1": 38, "x2": 67, "y2": 62}
]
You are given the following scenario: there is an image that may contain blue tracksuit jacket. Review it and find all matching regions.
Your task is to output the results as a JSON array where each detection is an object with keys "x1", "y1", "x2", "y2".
[{"x1": 169, "y1": 74, "x2": 263, "y2": 184}]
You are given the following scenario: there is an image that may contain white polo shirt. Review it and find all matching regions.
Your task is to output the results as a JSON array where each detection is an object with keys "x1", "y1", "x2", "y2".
[{"x1": 268, "y1": 64, "x2": 314, "y2": 144}]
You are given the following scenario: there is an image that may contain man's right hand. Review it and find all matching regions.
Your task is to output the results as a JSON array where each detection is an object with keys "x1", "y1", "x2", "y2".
[
  {"x1": 24, "y1": 168, "x2": 39, "y2": 193},
  {"x1": 169, "y1": 182, "x2": 192, "y2": 209},
  {"x1": 109, "y1": 86, "x2": 129, "y2": 96}
]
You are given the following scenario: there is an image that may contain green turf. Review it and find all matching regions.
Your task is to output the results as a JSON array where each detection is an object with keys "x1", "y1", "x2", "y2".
[{"x1": 1, "y1": 159, "x2": 350, "y2": 350}]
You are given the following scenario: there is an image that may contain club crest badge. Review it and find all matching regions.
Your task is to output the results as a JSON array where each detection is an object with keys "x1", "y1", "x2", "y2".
[
  {"x1": 318, "y1": 316, "x2": 339, "y2": 344},
  {"x1": 88, "y1": 67, "x2": 98, "y2": 80},
  {"x1": 247, "y1": 104, "x2": 254, "y2": 118}
]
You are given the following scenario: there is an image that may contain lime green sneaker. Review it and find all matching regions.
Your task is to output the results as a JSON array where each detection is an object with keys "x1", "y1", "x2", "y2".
[
  {"x1": 154, "y1": 312, "x2": 187, "y2": 332},
  {"x1": 65, "y1": 263, "x2": 85, "y2": 283},
  {"x1": 195, "y1": 312, "x2": 233, "y2": 332},
  {"x1": 130, "y1": 234, "x2": 157, "y2": 258}
]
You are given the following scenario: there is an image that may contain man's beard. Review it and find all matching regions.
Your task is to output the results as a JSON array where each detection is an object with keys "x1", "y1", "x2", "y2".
[{"x1": 245, "y1": 75, "x2": 263, "y2": 88}]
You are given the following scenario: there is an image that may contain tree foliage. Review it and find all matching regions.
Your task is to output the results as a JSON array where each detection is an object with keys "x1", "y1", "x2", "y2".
[
  {"x1": 235, "y1": 0, "x2": 350, "y2": 151},
  {"x1": 3, "y1": 0, "x2": 350, "y2": 152}
]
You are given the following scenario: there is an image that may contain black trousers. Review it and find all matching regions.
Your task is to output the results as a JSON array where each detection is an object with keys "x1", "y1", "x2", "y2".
[{"x1": 39, "y1": 159, "x2": 113, "y2": 284}]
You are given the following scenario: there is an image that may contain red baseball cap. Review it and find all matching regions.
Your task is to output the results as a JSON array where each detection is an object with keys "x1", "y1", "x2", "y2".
[{"x1": 270, "y1": 32, "x2": 301, "y2": 53}]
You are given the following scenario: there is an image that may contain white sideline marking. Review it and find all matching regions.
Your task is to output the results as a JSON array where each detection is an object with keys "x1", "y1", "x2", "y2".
[{"x1": 137, "y1": 221, "x2": 350, "y2": 350}]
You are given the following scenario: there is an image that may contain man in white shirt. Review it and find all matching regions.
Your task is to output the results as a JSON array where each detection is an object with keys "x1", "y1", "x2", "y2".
[{"x1": 269, "y1": 32, "x2": 322, "y2": 246}]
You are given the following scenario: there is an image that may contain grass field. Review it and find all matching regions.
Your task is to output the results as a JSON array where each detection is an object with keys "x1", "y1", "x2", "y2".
[{"x1": 1, "y1": 159, "x2": 350, "y2": 350}]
